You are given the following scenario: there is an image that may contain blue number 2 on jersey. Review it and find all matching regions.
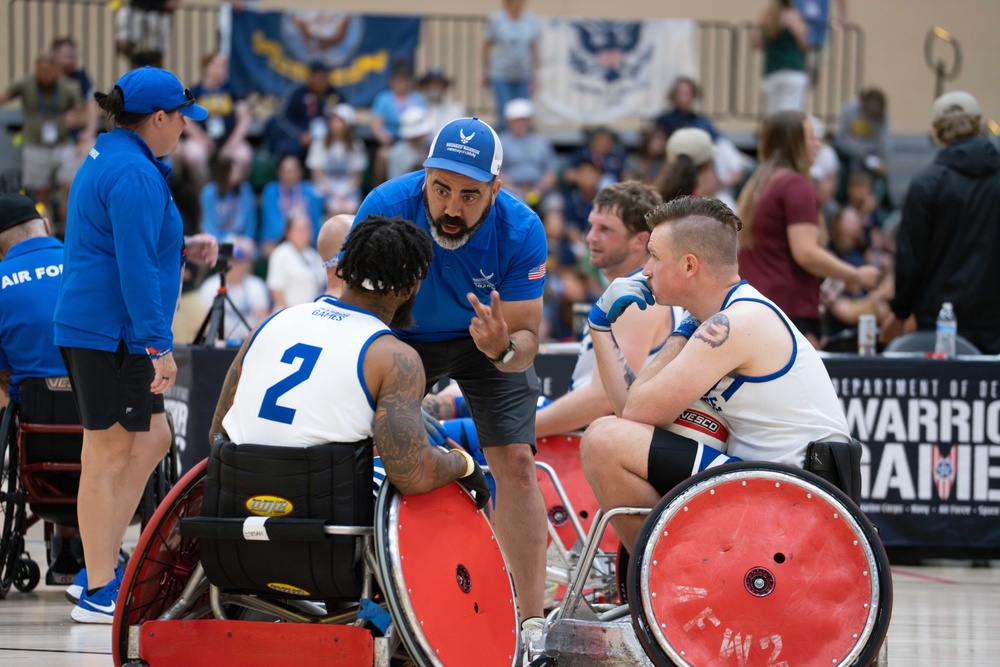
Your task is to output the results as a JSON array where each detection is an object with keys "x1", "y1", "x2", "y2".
[{"x1": 258, "y1": 343, "x2": 322, "y2": 424}]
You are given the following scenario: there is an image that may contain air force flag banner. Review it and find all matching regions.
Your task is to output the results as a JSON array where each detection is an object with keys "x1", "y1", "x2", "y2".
[
  {"x1": 535, "y1": 19, "x2": 698, "y2": 125},
  {"x1": 228, "y1": 10, "x2": 420, "y2": 106}
]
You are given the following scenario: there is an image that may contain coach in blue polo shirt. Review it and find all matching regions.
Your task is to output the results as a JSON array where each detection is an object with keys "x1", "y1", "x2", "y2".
[
  {"x1": 0, "y1": 193, "x2": 66, "y2": 405},
  {"x1": 353, "y1": 116, "x2": 549, "y2": 641}
]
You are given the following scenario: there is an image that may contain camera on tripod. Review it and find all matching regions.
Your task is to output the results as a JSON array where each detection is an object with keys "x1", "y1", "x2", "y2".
[
  {"x1": 216, "y1": 242, "x2": 235, "y2": 269},
  {"x1": 195, "y1": 241, "x2": 251, "y2": 346}
]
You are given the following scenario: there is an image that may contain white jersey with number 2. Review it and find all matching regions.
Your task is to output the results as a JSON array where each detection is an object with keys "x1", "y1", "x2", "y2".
[{"x1": 222, "y1": 296, "x2": 392, "y2": 447}]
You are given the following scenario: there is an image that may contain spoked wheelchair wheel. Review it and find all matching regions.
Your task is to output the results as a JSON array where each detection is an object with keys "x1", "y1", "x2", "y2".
[
  {"x1": 628, "y1": 461, "x2": 891, "y2": 667},
  {"x1": 375, "y1": 482, "x2": 520, "y2": 667},
  {"x1": 0, "y1": 406, "x2": 26, "y2": 600},
  {"x1": 113, "y1": 459, "x2": 208, "y2": 667}
]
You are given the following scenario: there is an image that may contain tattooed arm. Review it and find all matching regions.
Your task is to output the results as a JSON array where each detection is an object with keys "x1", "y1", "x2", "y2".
[
  {"x1": 367, "y1": 336, "x2": 468, "y2": 495},
  {"x1": 209, "y1": 334, "x2": 253, "y2": 444}
]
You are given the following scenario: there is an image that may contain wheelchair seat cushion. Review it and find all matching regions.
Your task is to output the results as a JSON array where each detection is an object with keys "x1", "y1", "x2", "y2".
[{"x1": 199, "y1": 439, "x2": 375, "y2": 600}]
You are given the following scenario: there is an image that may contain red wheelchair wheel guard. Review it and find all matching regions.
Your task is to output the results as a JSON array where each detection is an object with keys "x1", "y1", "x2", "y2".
[
  {"x1": 536, "y1": 434, "x2": 619, "y2": 554},
  {"x1": 113, "y1": 459, "x2": 208, "y2": 667},
  {"x1": 629, "y1": 462, "x2": 891, "y2": 667},
  {"x1": 376, "y1": 482, "x2": 519, "y2": 667}
]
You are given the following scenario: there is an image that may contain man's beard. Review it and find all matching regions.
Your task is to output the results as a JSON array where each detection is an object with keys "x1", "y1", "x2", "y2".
[
  {"x1": 390, "y1": 292, "x2": 418, "y2": 331},
  {"x1": 423, "y1": 192, "x2": 491, "y2": 251}
]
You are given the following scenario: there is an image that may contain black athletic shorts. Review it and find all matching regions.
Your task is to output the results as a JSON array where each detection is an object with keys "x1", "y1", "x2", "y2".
[
  {"x1": 408, "y1": 337, "x2": 539, "y2": 451},
  {"x1": 59, "y1": 341, "x2": 165, "y2": 432},
  {"x1": 646, "y1": 427, "x2": 740, "y2": 496}
]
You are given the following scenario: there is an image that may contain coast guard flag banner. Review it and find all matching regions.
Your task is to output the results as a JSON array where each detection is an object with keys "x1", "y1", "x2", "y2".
[
  {"x1": 228, "y1": 10, "x2": 420, "y2": 106},
  {"x1": 535, "y1": 18, "x2": 698, "y2": 125}
]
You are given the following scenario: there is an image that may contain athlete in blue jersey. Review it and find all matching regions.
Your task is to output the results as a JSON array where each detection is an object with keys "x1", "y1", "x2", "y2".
[
  {"x1": 0, "y1": 194, "x2": 66, "y2": 406},
  {"x1": 581, "y1": 196, "x2": 850, "y2": 550},
  {"x1": 353, "y1": 117, "x2": 549, "y2": 642}
]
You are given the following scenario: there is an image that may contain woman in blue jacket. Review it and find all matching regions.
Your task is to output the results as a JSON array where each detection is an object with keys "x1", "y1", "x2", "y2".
[{"x1": 53, "y1": 67, "x2": 218, "y2": 623}]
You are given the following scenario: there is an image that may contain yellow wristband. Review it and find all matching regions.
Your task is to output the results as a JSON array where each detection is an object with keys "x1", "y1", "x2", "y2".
[{"x1": 450, "y1": 448, "x2": 475, "y2": 478}]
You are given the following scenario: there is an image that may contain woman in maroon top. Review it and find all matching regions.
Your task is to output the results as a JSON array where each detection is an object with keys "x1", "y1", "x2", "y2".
[{"x1": 737, "y1": 110, "x2": 880, "y2": 348}]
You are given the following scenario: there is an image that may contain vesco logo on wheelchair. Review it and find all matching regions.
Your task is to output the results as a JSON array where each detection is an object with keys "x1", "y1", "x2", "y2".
[{"x1": 245, "y1": 494, "x2": 293, "y2": 517}]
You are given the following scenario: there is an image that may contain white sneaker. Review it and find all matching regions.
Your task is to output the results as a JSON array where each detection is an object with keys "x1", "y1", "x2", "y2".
[{"x1": 521, "y1": 617, "x2": 545, "y2": 666}]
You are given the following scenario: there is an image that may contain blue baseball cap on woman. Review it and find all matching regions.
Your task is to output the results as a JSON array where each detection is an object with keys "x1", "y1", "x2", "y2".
[
  {"x1": 115, "y1": 66, "x2": 209, "y2": 121},
  {"x1": 423, "y1": 117, "x2": 503, "y2": 182}
]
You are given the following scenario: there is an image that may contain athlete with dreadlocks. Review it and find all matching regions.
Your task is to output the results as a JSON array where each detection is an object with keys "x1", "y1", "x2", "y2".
[{"x1": 209, "y1": 214, "x2": 490, "y2": 507}]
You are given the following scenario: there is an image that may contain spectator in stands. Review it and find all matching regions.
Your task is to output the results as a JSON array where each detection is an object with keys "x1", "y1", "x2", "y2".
[
  {"x1": 753, "y1": 0, "x2": 809, "y2": 114},
  {"x1": 547, "y1": 159, "x2": 601, "y2": 269},
  {"x1": 655, "y1": 128, "x2": 734, "y2": 210},
  {"x1": 737, "y1": 110, "x2": 879, "y2": 348},
  {"x1": 266, "y1": 60, "x2": 341, "y2": 162},
  {"x1": 115, "y1": 0, "x2": 177, "y2": 68},
  {"x1": 386, "y1": 106, "x2": 433, "y2": 181},
  {"x1": 369, "y1": 60, "x2": 426, "y2": 186},
  {"x1": 630, "y1": 125, "x2": 669, "y2": 187},
  {"x1": 885, "y1": 91, "x2": 1000, "y2": 354},
  {"x1": 198, "y1": 235, "x2": 270, "y2": 343},
  {"x1": 653, "y1": 77, "x2": 720, "y2": 140},
  {"x1": 564, "y1": 127, "x2": 630, "y2": 191},
  {"x1": 482, "y1": 0, "x2": 540, "y2": 132},
  {"x1": 497, "y1": 98, "x2": 556, "y2": 208},
  {"x1": 834, "y1": 88, "x2": 892, "y2": 206},
  {"x1": 199, "y1": 156, "x2": 257, "y2": 241},
  {"x1": 307, "y1": 103, "x2": 368, "y2": 215},
  {"x1": 809, "y1": 115, "x2": 841, "y2": 220},
  {"x1": 419, "y1": 68, "x2": 465, "y2": 137},
  {"x1": 266, "y1": 212, "x2": 326, "y2": 311},
  {"x1": 179, "y1": 52, "x2": 253, "y2": 189},
  {"x1": 0, "y1": 52, "x2": 86, "y2": 234},
  {"x1": 51, "y1": 37, "x2": 98, "y2": 152},
  {"x1": 316, "y1": 213, "x2": 353, "y2": 298},
  {"x1": 260, "y1": 154, "x2": 325, "y2": 257},
  {"x1": 795, "y1": 0, "x2": 848, "y2": 84}
]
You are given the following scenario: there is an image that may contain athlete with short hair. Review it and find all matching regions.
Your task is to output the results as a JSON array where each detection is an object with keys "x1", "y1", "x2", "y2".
[{"x1": 582, "y1": 195, "x2": 851, "y2": 549}]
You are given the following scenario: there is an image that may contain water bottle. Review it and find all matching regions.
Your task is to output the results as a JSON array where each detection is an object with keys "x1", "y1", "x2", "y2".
[
  {"x1": 934, "y1": 302, "x2": 957, "y2": 359},
  {"x1": 857, "y1": 313, "x2": 877, "y2": 356}
]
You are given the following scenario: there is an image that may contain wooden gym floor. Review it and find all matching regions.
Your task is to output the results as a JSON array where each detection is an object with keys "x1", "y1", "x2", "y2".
[{"x1": 0, "y1": 521, "x2": 995, "y2": 666}]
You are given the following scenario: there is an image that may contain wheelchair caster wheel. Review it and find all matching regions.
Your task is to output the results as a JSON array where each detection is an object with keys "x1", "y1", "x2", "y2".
[{"x1": 13, "y1": 557, "x2": 40, "y2": 592}]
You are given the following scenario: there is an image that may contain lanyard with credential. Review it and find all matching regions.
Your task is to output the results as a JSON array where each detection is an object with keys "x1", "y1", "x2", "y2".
[{"x1": 36, "y1": 85, "x2": 59, "y2": 118}]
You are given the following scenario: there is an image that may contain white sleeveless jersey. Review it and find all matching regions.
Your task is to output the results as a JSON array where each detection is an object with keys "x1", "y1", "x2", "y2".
[
  {"x1": 701, "y1": 282, "x2": 849, "y2": 466},
  {"x1": 222, "y1": 297, "x2": 392, "y2": 447},
  {"x1": 571, "y1": 270, "x2": 684, "y2": 391}
]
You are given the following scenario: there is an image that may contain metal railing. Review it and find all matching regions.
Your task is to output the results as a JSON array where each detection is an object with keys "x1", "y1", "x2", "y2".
[{"x1": 4, "y1": 0, "x2": 864, "y2": 127}]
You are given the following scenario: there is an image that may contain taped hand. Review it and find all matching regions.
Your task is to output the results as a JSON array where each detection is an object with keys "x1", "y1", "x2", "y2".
[{"x1": 588, "y1": 276, "x2": 655, "y2": 332}]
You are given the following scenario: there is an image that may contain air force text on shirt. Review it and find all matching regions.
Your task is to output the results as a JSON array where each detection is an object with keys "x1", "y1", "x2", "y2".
[{"x1": 1, "y1": 263, "x2": 63, "y2": 289}]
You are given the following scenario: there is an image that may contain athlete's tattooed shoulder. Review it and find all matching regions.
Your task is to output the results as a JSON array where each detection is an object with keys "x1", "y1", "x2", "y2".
[{"x1": 694, "y1": 313, "x2": 730, "y2": 348}]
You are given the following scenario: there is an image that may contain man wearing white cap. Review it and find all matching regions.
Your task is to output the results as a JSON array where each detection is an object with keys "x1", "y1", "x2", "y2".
[
  {"x1": 885, "y1": 91, "x2": 1000, "y2": 354},
  {"x1": 498, "y1": 98, "x2": 556, "y2": 207},
  {"x1": 353, "y1": 116, "x2": 549, "y2": 650}
]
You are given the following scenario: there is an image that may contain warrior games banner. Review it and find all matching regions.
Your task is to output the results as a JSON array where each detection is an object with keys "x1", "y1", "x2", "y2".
[
  {"x1": 827, "y1": 356, "x2": 1000, "y2": 554},
  {"x1": 535, "y1": 18, "x2": 698, "y2": 125},
  {"x1": 228, "y1": 10, "x2": 421, "y2": 106}
]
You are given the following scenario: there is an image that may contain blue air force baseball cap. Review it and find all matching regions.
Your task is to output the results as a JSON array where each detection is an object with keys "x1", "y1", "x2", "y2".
[
  {"x1": 115, "y1": 66, "x2": 208, "y2": 121},
  {"x1": 423, "y1": 117, "x2": 503, "y2": 182}
]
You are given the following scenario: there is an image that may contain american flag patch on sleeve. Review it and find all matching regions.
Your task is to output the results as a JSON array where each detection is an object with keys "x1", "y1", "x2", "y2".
[{"x1": 527, "y1": 262, "x2": 546, "y2": 280}]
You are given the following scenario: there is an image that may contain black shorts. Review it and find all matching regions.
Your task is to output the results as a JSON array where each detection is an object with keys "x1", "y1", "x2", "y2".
[
  {"x1": 59, "y1": 342, "x2": 165, "y2": 432},
  {"x1": 408, "y1": 337, "x2": 539, "y2": 451},
  {"x1": 646, "y1": 427, "x2": 740, "y2": 496}
]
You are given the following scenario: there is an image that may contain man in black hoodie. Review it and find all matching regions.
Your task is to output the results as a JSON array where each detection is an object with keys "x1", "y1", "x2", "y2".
[{"x1": 886, "y1": 91, "x2": 1000, "y2": 354}]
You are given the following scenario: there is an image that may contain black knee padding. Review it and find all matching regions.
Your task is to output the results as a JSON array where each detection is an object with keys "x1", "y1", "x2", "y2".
[
  {"x1": 199, "y1": 439, "x2": 375, "y2": 600},
  {"x1": 805, "y1": 440, "x2": 862, "y2": 504}
]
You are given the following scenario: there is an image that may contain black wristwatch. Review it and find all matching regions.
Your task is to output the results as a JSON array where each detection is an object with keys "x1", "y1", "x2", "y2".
[{"x1": 490, "y1": 337, "x2": 516, "y2": 366}]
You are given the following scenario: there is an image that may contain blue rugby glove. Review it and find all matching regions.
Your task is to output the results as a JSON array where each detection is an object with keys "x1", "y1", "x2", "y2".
[
  {"x1": 422, "y1": 410, "x2": 450, "y2": 448},
  {"x1": 588, "y1": 276, "x2": 655, "y2": 332},
  {"x1": 672, "y1": 314, "x2": 701, "y2": 339}
]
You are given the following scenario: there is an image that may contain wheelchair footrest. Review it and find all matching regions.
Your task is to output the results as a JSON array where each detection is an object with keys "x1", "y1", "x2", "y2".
[{"x1": 139, "y1": 620, "x2": 374, "y2": 666}]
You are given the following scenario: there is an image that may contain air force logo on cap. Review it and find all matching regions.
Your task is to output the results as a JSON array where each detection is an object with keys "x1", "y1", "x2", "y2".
[{"x1": 423, "y1": 117, "x2": 503, "y2": 183}]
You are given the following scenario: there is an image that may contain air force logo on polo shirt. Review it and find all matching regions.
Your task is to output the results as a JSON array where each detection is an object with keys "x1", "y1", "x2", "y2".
[
  {"x1": 473, "y1": 269, "x2": 496, "y2": 291},
  {"x1": 1, "y1": 264, "x2": 63, "y2": 289}
]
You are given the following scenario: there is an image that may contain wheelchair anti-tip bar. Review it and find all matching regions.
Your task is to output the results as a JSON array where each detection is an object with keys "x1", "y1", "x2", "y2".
[{"x1": 179, "y1": 517, "x2": 375, "y2": 543}]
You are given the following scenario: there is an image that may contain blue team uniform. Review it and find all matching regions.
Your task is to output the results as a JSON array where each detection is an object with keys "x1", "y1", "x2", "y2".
[
  {"x1": 0, "y1": 237, "x2": 68, "y2": 401},
  {"x1": 53, "y1": 128, "x2": 183, "y2": 354},
  {"x1": 353, "y1": 171, "x2": 548, "y2": 342}
]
